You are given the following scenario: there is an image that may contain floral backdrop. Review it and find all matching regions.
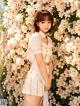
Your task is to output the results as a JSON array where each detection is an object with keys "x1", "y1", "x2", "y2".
[{"x1": 1, "y1": 0, "x2": 80, "y2": 106}]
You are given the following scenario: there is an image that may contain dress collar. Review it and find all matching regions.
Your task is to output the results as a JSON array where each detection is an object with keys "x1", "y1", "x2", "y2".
[{"x1": 39, "y1": 31, "x2": 47, "y2": 38}]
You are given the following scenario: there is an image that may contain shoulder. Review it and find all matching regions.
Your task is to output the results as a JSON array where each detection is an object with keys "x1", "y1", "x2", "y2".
[
  {"x1": 30, "y1": 32, "x2": 40, "y2": 40},
  {"x1": 29, "y1": 32, "x2": 41, "y2": 45}
]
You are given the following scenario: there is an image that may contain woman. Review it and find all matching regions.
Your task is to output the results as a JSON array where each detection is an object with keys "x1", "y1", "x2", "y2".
[{"x1": 22, "y1": 10, "x2": 53, "y2": 106}]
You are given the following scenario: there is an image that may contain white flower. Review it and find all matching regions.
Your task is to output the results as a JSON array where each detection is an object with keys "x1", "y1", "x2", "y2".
[
  {"x1": 64, "y1": 0, "x2": 74, "y2": 3},
  {"x1": 66, "y1": 42, "x2": 75, "y2": 52},
  {"x1": 15, "y1": 57, "x2": 24, "y2": 66},
  {"x1": 26, "y1": 5, "x2": 35, "y2": 16},
  {"x1": 64, "y1": 37, "x2": 69, "y2": 43},
  {"x1": 21, "y1": 25, "x2": 27, "y2": 33},
  {"x1": 7, "y1": 38, "x2": 17, "y2": 48},
  {"x1": 8, "y1": 27, "x2": 15, "y2": 35},
  {"x1": 76, "y1": 9, "x2": 80, "y2": 17},
  {"x1": 34, "y1": 0, "x2": 50, "y2": 4},
  {"x1": 74, "y1": 25, "x2": 80, "y2": 36},
  {"x1": 69, "y1": 67, "x2": 78, "y2": 80},
  {"x1": 65, "y1": 55, "x2": 73, "y2": 64},
  {"x1": 26, "y1": 33, "x2": 31, "y2": 42},
  {"x1": 69, "y1": 96, "x2": 80, "y2": 106},
  {"x1": 15, "y1": 33, "x2": 24, "y2": 41},
  {"x1": 58, "y1": 20, "x2": 68, "y2": 32},
  {"x1": 15, "y1": 14, "x2": 23, "y2": 22},
  {"x1": 12, "y1": 63, "x2": 17, "y2": 71}
]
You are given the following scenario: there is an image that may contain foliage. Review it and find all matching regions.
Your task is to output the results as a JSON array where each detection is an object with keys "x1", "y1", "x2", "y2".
[{"x1": 3, "y1": 0, "x2": 8, "y2": 5}]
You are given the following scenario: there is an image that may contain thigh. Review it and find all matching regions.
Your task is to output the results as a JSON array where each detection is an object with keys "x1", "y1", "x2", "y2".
[{"x1": 23, "y1": 94, "x2": 43, "y2": 106}]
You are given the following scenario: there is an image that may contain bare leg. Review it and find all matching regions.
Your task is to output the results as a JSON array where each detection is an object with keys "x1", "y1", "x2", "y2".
[
  {"x1": 40, "y1": 98, "x2": 43, "y2": 106},
  {"x1": 23, "y1": 94, "x2": 43, "y2": 106}
]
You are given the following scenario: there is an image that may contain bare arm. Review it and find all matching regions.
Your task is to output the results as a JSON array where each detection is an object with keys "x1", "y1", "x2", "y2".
[
  {"x1": 49, "y1": 59, "x2": 53, "y2": 76},
  {"x1": 35, "y1": 53, "x2": 52, "y2": 91}
]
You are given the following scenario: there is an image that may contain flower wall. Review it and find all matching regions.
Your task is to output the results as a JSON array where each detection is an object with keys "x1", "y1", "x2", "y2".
[{"x1": 1, "y1": 0, "x2": 80, "y2": 106}]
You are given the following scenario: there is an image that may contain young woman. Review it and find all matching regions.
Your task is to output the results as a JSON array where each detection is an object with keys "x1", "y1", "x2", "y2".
[{"x1": 22, "y1": 10, "x2": 53, "y2": 106}]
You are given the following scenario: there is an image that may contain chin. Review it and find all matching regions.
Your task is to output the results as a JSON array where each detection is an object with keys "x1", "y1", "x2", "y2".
[{"x1": 43, "y1": 29, "x2": 49, "y2": 33}]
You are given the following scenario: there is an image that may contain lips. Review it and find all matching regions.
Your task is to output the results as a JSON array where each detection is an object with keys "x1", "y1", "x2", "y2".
[{"x1": 44, "y1": 28, "x2": 49, "y2": 31}]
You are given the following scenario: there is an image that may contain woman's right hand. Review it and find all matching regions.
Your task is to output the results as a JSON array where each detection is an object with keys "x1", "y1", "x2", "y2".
[{"x1": 44, "y1": 75, "x2": 52, "y2": 91}]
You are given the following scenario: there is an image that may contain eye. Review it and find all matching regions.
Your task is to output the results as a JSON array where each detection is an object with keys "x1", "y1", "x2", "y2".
[
  {"x1": 41, "y1": 21, "x2": 45, "y2": 24},
  {"x1": 48, "y1": 21, "x2": 51, "y2": 23}
]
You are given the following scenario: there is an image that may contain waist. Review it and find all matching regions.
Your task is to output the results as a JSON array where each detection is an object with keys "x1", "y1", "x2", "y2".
[{"x1": 29, "y1": 64, "x2": 44, "y2": 81}]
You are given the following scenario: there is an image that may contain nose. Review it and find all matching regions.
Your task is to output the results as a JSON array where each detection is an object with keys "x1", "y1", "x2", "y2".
[{"x1": 44, "y1": 22, "x2": 49, "y2": 27}]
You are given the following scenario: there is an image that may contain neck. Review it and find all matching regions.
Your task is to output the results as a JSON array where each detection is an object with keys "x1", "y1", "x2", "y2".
[{"x1": 39, "y1": 30, "x2": 48, "y2": 38}]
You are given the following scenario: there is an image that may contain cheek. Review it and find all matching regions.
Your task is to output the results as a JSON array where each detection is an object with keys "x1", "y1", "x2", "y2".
[
  {"x1": 40, "y1": 24, "x2": 44, "y2": 28},
  {"x1": 38, "y1": 23, "x2": 43, "y2": 28},
  {"x1": 48, "y1": 24, "x2": 51, "y2": 28}
]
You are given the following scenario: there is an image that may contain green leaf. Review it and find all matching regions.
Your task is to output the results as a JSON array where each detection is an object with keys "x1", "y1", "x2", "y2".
[
  {"x1": 3, "y1": 0, "x2": 8, "y2": 5},
  {"x1": 0, "y1": 64, "x2": 4, "y2": 80}
]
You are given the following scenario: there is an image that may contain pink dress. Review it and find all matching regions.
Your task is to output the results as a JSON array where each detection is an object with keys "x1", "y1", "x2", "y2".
[{"x1": 22, "y1": 31, "x2": 53, "y2": 106}]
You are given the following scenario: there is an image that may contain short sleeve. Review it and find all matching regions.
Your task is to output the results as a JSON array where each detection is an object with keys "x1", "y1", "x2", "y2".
[{"x1": 29, "y1": 33, "x2": 42, "y2": 54}]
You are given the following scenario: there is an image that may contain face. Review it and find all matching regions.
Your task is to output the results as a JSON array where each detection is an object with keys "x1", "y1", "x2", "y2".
[{"x1": 38, "y1": 20, "x2": 52, "y2": 33}]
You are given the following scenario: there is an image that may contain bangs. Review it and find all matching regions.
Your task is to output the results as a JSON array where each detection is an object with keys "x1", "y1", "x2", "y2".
[{"x1": 38, "y1": 14, "x2": 52, "y2": 22}]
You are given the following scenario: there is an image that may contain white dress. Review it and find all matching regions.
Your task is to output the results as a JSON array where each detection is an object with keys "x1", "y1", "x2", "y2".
[{"x1": 22, "y1": 31, "x2": 53, "y2": 106}]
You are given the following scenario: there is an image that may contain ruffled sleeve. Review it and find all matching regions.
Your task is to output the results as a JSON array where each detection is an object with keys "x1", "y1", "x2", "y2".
[{"x1": 29, "y1": 32, "x2": 42, "y2": 54}]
